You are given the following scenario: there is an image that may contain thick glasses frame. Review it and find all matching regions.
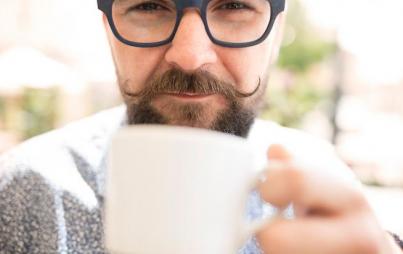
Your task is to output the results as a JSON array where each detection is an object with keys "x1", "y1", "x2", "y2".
[{"x1": 97, "y1": 0, "x2": 285, "y2": 48}]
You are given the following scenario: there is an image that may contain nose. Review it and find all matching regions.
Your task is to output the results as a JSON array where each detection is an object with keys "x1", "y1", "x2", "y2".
[{"x1": 165, "y1": 10, "x2": 218, "y2": 72}]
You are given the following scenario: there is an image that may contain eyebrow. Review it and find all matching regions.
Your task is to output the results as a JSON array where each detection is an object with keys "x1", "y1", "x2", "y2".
[{"x1": 115, "y1": 0, "x2": 175, "y2": 5}]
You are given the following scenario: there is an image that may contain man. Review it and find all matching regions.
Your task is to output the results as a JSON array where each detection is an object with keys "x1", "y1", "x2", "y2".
[{"x1": 0, "y1": 0, "x2": 402, "y2": 253}]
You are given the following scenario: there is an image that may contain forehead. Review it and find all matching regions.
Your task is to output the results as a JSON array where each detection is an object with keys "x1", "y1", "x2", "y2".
[
  {"x1": 112, "y1": 0, "x2": 286, "y2": 12},
  {"x1": 113, "y1": 0, "x2": 284, "y2": 9},
  {"x1": 115, "y1": 0, "x2": 206, "y2": 9}
]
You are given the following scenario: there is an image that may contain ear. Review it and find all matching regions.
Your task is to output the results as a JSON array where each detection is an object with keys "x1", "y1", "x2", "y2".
[
  {"x1": 269, "y1": 11, "x2": 287, "y2": 65},
  {"x1": 102, "y1": 14, "x2": 115, "y2": 46},
  {"x1": 102, "y1": 14, "x2": 109, "y2": 31}
]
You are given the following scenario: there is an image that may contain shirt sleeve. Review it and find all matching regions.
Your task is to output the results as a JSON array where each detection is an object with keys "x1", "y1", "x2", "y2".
[{"x1": 0, "y1": 161, "x2": 60, "y2": 253}]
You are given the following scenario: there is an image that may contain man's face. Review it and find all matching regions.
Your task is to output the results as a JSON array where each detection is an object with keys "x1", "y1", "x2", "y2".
[{"x1": 104, "y1": 9, "x2": 284, "y2": 137}]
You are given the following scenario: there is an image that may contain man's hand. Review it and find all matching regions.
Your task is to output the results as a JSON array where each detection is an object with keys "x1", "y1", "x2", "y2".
[{"x1": 256, "y1": 144, "x2": 402, "y2": 254}]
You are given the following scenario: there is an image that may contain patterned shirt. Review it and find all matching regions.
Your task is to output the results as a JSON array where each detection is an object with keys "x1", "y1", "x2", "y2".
[{"x1": 0, "y1": 106, "x2": 354, "y2": 253}]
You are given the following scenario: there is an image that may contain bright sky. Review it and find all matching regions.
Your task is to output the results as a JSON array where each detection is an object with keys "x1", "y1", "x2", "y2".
[{"x1": 302, "y1": 0, "x2": 403, "y2": 84}]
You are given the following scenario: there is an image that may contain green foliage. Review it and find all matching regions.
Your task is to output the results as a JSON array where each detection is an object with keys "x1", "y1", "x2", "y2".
[
  {"x1": 0, "y1": 97, "x2": 4, "y2": 124},
  {"x1": 262, "y1": 0, "x2": 336, "y2": 127},
  {"x1": 262, "y1": 78, "x2": 327, "y2": 127},
  {"x1": 278, "y1": 0, "x2": 337, "y2": 72},
  {"x1": 278, "y1": 40, "x2": 336, "y2": 73},
  {"x1": 20, "y1": 87, "x2": 59, "y2": 139}
]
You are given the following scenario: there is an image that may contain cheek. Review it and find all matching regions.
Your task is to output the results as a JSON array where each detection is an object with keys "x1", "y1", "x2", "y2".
[
  {"x1": 222, "y1": 42, "x2": 272, "y2": 92},
  {"x1": 113, "y1": 43, "x2": 168, "y2": 90}
]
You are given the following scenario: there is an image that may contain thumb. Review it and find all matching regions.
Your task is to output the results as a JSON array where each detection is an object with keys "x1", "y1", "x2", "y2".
[
  {"x1": 259, "y1": 144, "x2": 294, "y2": 209},
  {"x1": 267, "y1": 144, "x2": 292, "y2": 162}
]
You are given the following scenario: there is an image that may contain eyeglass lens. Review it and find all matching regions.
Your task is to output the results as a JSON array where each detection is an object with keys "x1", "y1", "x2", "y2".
[{"x1": 111, "y1": 0, "x2": 272, "y2": 44}]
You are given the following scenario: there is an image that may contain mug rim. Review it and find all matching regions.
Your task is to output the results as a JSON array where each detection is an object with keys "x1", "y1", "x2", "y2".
[{"x1": 114, "y1": 125, "x2": 250, "y2": 147}]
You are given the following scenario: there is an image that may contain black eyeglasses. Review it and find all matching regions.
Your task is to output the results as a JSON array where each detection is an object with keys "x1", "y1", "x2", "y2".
[{"x1": 98, "y1": 0, "x2": 285, "y2": 48}]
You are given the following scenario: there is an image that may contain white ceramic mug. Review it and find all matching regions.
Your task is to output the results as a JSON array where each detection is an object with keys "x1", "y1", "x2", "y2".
[{"x1": 105, "y1": 125, "x2": 266, "y2": 254}]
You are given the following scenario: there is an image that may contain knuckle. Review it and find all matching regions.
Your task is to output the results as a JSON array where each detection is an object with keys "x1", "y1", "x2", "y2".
[
  {"x1": 282, "y1": 166, "x2": 303, "y2": 183},
  {"x1": 352, "y1": 231, "x2": 384, "y2": 254},
  {"x1": 282, "y1": 167, "x2": 306, "y2": 196},
  {"x1": 256, "y1": 221, "x2": 290, "y2": 254},
  {"x1": 348, "y1": 216, "x2": 386, "y2": 254},
  {"x1": 348, "y1": 189, "x2": 370, "y2": 210}
]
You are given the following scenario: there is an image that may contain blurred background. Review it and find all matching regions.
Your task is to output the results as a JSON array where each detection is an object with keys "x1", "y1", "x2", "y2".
[{"x1": 1, "y1": 0, "x2": 402, "y2": 235}]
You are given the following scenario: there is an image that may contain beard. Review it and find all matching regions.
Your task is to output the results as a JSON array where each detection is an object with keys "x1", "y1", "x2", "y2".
[{"x1": 119, "y1": 68, "x2": 265, "y2": 138}]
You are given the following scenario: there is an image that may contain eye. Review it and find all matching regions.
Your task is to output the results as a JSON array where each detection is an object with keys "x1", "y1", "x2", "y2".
[
  {"x1": 219, "y1": 1, "x2": 249, "y2": 10},
  {"x1": 128, "y1": 1, "x2": 168, "y2": 12}
]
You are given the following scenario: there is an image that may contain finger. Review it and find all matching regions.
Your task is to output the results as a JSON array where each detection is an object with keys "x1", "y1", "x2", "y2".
[
  {"x1": 258, "y1": 164, "x2": 368, "y2": 214},
  {"x1": 267, "y1": 144, "x2": 292, "y2": 162},
  {"x1": 257, "y1": 216, "x2": 379, "y2": 254}
]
